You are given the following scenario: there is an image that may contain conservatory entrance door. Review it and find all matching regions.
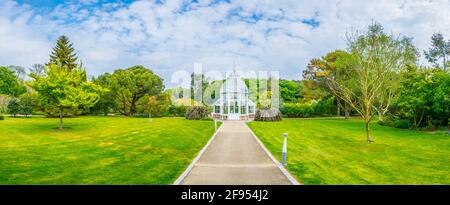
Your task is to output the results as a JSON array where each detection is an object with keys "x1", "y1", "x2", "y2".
[{"x1": 228, "y1": 102, "x2": 240, "y2": 120}]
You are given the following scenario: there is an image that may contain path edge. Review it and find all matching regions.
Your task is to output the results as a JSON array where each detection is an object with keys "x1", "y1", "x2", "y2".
[
  {"x1": 173, "y1": 121, "x2": 223, "y2": 185},
  {"x1": 245, "y1": 123, "x2": 301, "y2": 185}
]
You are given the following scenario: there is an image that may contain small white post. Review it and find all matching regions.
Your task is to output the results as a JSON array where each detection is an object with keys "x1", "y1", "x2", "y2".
[
  {"x1": 214, "y1": 120, "x2": 217, "y2": 131},
  {"x1": 282, "y1": 133, "x2": 288, "y2": 166}
]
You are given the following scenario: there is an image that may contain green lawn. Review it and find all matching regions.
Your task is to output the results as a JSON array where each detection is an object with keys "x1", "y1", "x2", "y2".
[
  {"x1": 0, "y1": 116, "x2": 217, "y2": 184},
  {"x1": 248, "y1": 118, "x2": 450, "y2": 185}
]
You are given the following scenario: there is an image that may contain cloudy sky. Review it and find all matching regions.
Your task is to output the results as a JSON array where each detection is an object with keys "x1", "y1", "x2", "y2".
[{"x1": 1, "y1": 0, "x2": 449, "y2": 87}]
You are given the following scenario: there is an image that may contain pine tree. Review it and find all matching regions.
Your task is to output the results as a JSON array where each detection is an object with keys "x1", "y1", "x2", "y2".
[{"x1": 49, "y1": 35, "x2": 78, "y2": 70}]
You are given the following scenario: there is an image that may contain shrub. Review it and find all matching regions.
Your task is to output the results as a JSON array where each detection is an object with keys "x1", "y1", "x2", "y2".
[
  {"x1": 281, "y1": 103, "x2": 314, "y2": 117},
  {"x1": 378, "y1": 114, "x2": 412, "y2": 129},
  {"x1": 377, "y1": 119, "x2": 393, "y2": 127},
  {"x1": 393, "y1": 119, "x2": 412, "y2": 129},
  {"x1": 313, "y1": 97, "x2": 336, "y2": 116},
  {"x1": 255, "y1": 108, "x2": 282, "y2": 121},
  {"x1": 167, "y1": 105, "x2": 188, "y2": 117},
  {"x1": 185, "y1": 106, "x2": 209, "y2": 120},
  {"x1": 0, "y1": 115, "x2": 4, "y2": 120},
  {"x1": 136, "y1": 94, "x2": 170, "y2": 117}
]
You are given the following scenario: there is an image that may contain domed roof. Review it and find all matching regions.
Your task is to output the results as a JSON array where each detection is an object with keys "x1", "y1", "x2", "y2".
[{"x1": 220, "y1": 70, "x2": 248, "y2": 94}]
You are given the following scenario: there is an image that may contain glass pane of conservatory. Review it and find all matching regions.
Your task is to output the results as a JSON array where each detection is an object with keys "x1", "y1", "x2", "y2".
[{"x1": 241, "y1": 106, "x2": 246, "y2": 114}]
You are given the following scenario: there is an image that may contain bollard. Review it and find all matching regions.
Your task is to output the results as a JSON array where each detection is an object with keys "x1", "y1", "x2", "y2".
[
  {"x1": 282, "y1": 133, "x2": 287, "y2": 166},
  {"x1": 214, "y1": 120, "x2": 217, "y2": 131}
]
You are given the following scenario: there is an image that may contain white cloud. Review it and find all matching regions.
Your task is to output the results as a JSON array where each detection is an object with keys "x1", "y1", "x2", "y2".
[{"x1": 0, "y1": 0, "x2": 449, "y2": 87}]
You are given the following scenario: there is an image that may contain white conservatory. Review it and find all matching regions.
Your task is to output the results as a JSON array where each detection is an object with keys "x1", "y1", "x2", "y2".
[{"x1": 212, "y1": 70, "x2": 256, "y2": 120}]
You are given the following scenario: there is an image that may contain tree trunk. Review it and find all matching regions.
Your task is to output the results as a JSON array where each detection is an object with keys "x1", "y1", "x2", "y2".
[
  {"x1": 415, "y1": 112, "x2": 424, "y2": 128},
  {"x1": 344, "y1": 103, "x2": 350, "y2": 119},
  {"x1": 129, "y1": 95, "x2": 140, "y2": 116},
  {"x1": 59, "y1": 109, "x2": 63, "y2": 129},
  {"x1": 365, "y1": 121, "x2": 373, "y2": 143},
  {"x1": 336, "y1": 97, "x2": 341, "y2": 117},
  {"x1": 443, "y1": 55, "x2": 447, "y2": 71},
  {"x1": 363, "y1": 98, "x2": 373, "y2": 143}
]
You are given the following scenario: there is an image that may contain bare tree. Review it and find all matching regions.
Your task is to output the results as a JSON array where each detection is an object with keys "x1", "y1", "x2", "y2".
[
  {"x1": 328, "y1": 22, "x2": 418, "y2": 143},
  {"x1": 29, "y1": 64, "x2": 46, "y2": 77},
  {"x1": 372, "y1": 69, "x2": 400, "y2": 122},
  {"x1": 7, "y1": 65, "x2": 26, "y2": 80}
]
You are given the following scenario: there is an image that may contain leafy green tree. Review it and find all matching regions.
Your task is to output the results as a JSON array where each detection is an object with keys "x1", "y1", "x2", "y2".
[
  {"x1": 395, "y1": 67, "x2": 450, "y2": 128},
  {"x1": 167, "y1": 86, "x2": 193, "y2": 106},
  {"x1": 300, "y1": 79, "x2": 327, "y2": 102},
  {"x1": 41, "y1": 36, "x2": 83, "y2": 117},
  {"x1": 136, "y1": 92, "x2": 171, "y2": 117},
  {"x1": 30, "y1": 63, "x2": 104, "y2": 129},
  {"x1": 279, "y1": 80, "x2": 302, "y2": 102},
  {"x1": 304, "y1": 50, "x2": 351, "y2": 117},
  {"x1": 7, "y1": 98, "x2": 20, "y2": 117},
  {"x1": 107, "y1": 65, "x2": 164, "y2": 116},
  {"x1": 304, "y1": 50, "x2": 349, "y2": 80},
  {"x1": 0, "y1": 66, "x2": 26, "y2": 97},
  {"x1": 90, "y1": 73, "x2": 115, "y2": 115},
  {"x1": 243, "y1": 78, "x2": 279, "y2": 109},
  {"x1": 424, "y1": 33, "x2": 450, "y2": 71},
  {"x1": 49, "y1": 35, "x2": 78, "y2": 70},
  {"x1": 329, "y1": 22, "x2": 418, "y2": 143},
  {"x1": 18, "y1": 92, "x2": 38, "y2": 117}
]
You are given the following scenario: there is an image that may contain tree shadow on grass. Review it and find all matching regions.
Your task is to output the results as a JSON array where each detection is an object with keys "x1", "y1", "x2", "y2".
[{"x1": 51, "y1": 127, "x2": 74, "y2": 130}]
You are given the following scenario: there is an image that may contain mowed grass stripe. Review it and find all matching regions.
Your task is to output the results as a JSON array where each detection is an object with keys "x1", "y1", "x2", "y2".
[
  {"x1": 248, "y1": 118, "x2": 450, "y2": 184},
  {"x1": 0, "y1": 117, "x2": 216, "y2": 184}
]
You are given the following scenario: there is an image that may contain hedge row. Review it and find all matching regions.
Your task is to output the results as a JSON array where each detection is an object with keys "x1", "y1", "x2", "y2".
[{"x1": 280, "y1": 97, "x2": 336, "y2": 118}]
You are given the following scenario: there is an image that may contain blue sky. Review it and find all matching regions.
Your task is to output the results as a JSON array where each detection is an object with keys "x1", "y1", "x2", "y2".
[
  {"x1": 16, "y1": 0, "x2": 134, "y2": 8},
  {"x1": 1, "y1": 0, "x2": 449, "y2": 87},
  {"x1": 16, "y1": 0, "x2": 59, "y2": 7}
]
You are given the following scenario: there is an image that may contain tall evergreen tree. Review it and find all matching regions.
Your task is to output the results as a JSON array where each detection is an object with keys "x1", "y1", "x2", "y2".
[{"x1": 49, "y1": 35, "x2": 78, "y2": 70}]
